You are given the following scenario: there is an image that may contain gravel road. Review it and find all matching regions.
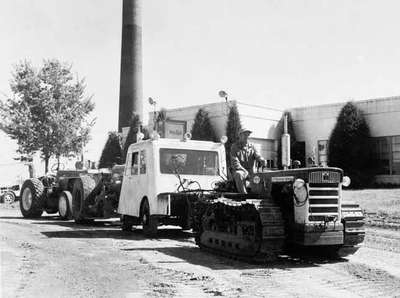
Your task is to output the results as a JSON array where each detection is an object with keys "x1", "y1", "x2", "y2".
[{"x1": 1, "y1": 205, "x2": 400, "y2": 298}]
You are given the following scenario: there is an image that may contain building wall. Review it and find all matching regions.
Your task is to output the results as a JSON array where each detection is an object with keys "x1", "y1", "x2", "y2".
[
  {"x1": 289, "y1": 96, "x2": 400, "y2": 184},
  {"x1": 148, "y1": 100, "x2": 282, "y2": 167}
]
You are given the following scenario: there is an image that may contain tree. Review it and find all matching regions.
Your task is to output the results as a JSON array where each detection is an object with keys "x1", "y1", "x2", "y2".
[
  {"x1": 0, "y1": 59, "x2": 95, "y2": 172},
  {"x1": 276, "y1": 111, "x2": 304, "y2": 168},
  {"x1": 328, "y1": 102, "x2": 374, "y2": 188},
  {"x1": 225, "y1": 102, "x2": 242, "y2": 171},
  {"x1": 98, "y1": 131, "x2": 123, "y2": 168},
  {"x1": 191, "y1": 108, "x2": 217, "y2": 142},
  {"x1": 122, "y1": 113, "x2": 150, "y2": 162}
]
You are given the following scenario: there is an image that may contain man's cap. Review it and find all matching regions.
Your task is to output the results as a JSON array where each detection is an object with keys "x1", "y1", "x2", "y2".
[{"x1": 239, "y1": 128, "x2": 252, "y2": 135}]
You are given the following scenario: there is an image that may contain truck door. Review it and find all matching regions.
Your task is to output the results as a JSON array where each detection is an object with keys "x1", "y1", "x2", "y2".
[{"x1": 119, "y1": 150, "x2": 140, "y2": 216}]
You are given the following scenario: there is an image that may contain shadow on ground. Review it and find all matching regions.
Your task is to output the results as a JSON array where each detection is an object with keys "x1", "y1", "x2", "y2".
[
  {"x1": 34, "y1": 218, "x2": 347, "y2": 270},
  {"x1": 121, "y1": 244, "x2": 347, "y2": 270},
  {"x1": 1, "y1": 214, "x2": 348, "y2": 270}
]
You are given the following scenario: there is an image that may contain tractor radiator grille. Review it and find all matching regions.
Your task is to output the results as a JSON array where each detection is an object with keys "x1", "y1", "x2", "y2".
[
  {"x1": 308, "y1": 172, "x2": 340, "y2": 222},
  {"x1": 309, "y1": 171, "x2": 341, "y2": 184}
]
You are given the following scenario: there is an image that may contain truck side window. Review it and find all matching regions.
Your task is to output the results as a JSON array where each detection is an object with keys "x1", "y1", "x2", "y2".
[
  {"x1": 140, "y1": 150, "x2": 146, "y2": 174},
  {"x1": 131, "y1": 152, "x2": 139, "y2": 175}
]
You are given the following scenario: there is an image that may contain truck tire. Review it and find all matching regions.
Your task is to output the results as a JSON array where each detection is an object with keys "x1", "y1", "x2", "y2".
[
  {"x1": 20, "y1": 179, "x2": 44, "y2": 218},
  {"x1": 141, "y1": 200, "x2": 158, "y2": 237},
  {"x1": 72, "y1": 176, "x2": 96, "y2": 223},
  {"x1": 58, "y1": 191, "x2": 72, "y2": 220},
  {"x1": 3, "y1": 191, "x2": 16, "y2": 204},
  {"x1": 121, "y1": 215, "x2": 135, "y2": 231},
  {"x1": 180, "y1": 199, "x2": 192, "y2": 230}
]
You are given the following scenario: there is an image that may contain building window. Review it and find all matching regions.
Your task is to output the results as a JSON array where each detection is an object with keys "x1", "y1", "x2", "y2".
[
  {"x1": 317, "y1": 140, "x2": 328, "y2": 167},
  {"x1": 373, "y1": 137, "x2": 391, "y2": 174},
  {"x1": 392, "y1": 136, "x2": 400, "y2": 175},
  {"x1": 372, "y1": 136, "x2": 400, "y2": 175}
]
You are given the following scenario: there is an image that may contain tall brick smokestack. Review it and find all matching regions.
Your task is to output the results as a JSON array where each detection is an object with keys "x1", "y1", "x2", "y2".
[{"x1": 118, "y1": 0, "x2": 143, "y2": 132}]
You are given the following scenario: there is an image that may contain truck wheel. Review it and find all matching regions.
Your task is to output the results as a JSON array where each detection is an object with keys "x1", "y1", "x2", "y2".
[
  {"x1": 3, "y1": 191, "x2": 16, "y2": 204},
  {"x1": 58, "y1": 191, "x2": 72, "y2": 219},
  {"x1": 141, "y1": 200, "x2": 158, "y2": 237},
  {"x1": 72, "y1": 176, "x2": 96, "y2": 223},
  {"x1": 121, "y1": 215, "x2": 134, "y2": 231},
  {"x1": 19, "y1": 179, "x2": 44, "y2": 218},
  {"x1": 180, "y1": 200, "x2": 192, "y2": 230}
]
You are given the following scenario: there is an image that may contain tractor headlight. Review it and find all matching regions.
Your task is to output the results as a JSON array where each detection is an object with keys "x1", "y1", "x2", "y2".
[
  {"x1": 293, "y1": 178, "x2": 305, "y2": 189},
  {"x1": 293, "y1": 178, "x2": 308, "y2": 203},
  {"x1": 253, "y1": 175, "x2": 261, "y2": 184},
  {"x1": 342, "y1": 176, "x2": 351, "y2": 187}
]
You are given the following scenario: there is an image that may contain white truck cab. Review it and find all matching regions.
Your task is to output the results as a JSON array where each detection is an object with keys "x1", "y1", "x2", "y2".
[{"x1": 118, "y1": 136, "x2": 227, "y2": 234}]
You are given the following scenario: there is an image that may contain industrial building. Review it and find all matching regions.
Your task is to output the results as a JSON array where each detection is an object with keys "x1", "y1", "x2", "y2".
[
  {"x1": 149, "y1": 96, "x2": 400, "y2": 185},
  {"x1": 148, "y1": 101, "x2": 283, "y2": 169}
]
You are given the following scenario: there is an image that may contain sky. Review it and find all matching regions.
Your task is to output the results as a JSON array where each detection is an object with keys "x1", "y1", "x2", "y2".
[{"x1": 1, "y1": 0, "x2": 400, "y2": 178}]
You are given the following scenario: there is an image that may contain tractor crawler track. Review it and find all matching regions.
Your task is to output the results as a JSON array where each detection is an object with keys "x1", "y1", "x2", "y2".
[{"x1": 195, "y1": 195, "x2": 285, "y2": 263}]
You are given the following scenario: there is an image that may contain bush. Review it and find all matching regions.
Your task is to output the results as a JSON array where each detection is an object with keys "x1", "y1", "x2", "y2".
[
  {"x1": 191, "y1": 108, "x2": 217, "y2": 142},
  {"x1": 98, "y1": 131, "x2": 123, "y2": 168},
  {"x1": 225, "y1": 103, "x2": 242, "y2": 171},
  {"x1": 122, "y1": 113, "x2": 150, "y2": 162},
  {"x1": 328, "y1": 102, "x2": 374, "y2": 188}
]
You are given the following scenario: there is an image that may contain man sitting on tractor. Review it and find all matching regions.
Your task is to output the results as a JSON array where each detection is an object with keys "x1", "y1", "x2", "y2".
[{"x1": 230, "y1": 128, "x2": 267, "y2": 193}]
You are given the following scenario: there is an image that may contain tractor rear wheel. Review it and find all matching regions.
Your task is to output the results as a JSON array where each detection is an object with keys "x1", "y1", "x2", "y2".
[
  {"x1": 141, "y1": 200, "x2": 158, "y2": 237},
  {"x1": 20, "y1": 179, "x2": 44, "y2": 218},
  {"x1": 72, "y1": 176, "x2": 96, "y2": 223}
]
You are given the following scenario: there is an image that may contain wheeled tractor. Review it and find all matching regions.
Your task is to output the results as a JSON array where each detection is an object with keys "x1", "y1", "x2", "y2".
[{"x1": 19, "y1": 166, "x2": 124, "y2": 222}]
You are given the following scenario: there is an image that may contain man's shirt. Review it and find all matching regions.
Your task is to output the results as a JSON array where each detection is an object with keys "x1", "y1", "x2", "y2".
[{"x1": 230, "y1": 141, "x2": 265, "y2": 173}]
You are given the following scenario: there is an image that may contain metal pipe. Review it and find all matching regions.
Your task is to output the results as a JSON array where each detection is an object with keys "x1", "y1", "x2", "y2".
[{"x1": 281, "y1": 114, "x2": 291, "y2": 170}]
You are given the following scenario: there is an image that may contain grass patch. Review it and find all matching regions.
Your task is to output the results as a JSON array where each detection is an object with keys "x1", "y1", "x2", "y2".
[{"x1": 342, "y1": 188, "x2": 400, "y2": 218}]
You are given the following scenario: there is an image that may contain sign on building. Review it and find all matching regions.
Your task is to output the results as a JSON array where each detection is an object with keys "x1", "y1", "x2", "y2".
[{"x1": 164, "y1": 120, "x2": 187, "y2": 139}]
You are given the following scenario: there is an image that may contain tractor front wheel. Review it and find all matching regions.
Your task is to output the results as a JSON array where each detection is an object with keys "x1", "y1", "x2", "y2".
[{"x1": 3, "y1": 191, "x2": 16, "y2": 204}]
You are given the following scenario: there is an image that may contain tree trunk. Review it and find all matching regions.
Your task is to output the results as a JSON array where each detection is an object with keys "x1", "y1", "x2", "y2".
[
  {"x1": 28, "y1": 163, "x2": 36, "y2": 178},
  {"x1": 44, "y1": 157, "x2": 49, "y2": 173}
]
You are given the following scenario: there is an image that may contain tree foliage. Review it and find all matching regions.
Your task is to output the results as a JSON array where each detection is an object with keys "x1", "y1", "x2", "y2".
[
  {"x1": 0, "y1": 59, "x2": 95, "y2": 172},
  {"x1": 122, "y1": 113, "x2": 150, "y2": 162},
  {"x1": 276, "y1": 111, "x2": 304, "y2": 168},
  {"x1": 191, "y1": 108, "x2": 217, "y2": 142},
  {"x1": 98, "y1": 131, "x2": 123, "y2": 168},
  {"x1": 225, "y1": 103, "x2": 242, "y2": 170},
  {"x1": 328, "y1": 102, "x2": 374, "y2": 188}
]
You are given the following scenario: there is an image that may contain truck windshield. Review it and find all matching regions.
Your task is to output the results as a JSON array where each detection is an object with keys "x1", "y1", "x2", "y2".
[{"x1": 160, "y1": 148, "x2": 219, "y2": 175}]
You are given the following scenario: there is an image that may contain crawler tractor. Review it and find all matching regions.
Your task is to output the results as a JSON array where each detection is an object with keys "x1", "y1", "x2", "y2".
[{"x1": 192, "y1": 167, "x2": 365, "y2": 261}]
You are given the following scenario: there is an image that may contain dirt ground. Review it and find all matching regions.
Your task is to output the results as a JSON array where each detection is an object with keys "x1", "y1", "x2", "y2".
[{"x1": 1, "y1": 203, "x2": 400, "y2": 298}]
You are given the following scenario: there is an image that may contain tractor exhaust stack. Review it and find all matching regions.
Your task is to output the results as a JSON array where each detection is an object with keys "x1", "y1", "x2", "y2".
[{"x1": 281, "y1": 113, "x2": 291, "y2": 170}]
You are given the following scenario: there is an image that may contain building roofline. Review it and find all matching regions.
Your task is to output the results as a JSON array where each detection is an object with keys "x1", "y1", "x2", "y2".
[
  {"x1": 153, "y1": 100, "x2": 284, "y2": 113},
  {"x1": 289, "y1": 95, "x2": 400, "y2": 111}
]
